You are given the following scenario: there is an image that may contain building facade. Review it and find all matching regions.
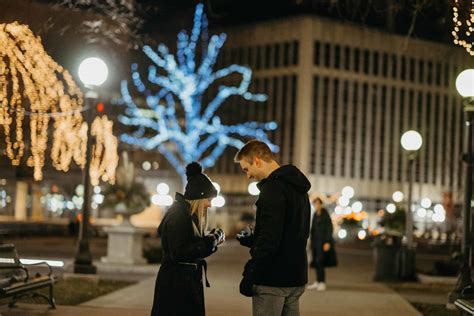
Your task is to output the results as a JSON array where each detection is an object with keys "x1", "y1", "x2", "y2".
[{"x1": 207, "y1": 15, "x2": 472, "y2": 211}]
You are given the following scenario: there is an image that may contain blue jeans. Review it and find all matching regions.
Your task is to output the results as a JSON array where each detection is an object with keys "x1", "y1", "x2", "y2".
[{"x1": 252, "y1": 285, "x2": 305, "y2": 316}]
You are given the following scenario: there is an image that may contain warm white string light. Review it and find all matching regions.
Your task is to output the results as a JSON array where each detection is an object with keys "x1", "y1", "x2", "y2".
[
  {"x1": 452, "y1": 0, "x2": 474, "y2": 56},
  {"x1": 90, "y1": 116, "x2": 119, "y2": 186},
  {"x1": 0, "y1": 22, "x2": 118, "y2": 184}
]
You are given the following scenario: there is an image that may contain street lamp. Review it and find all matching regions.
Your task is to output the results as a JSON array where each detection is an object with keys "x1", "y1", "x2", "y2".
[
  {"x1": 449, "y1": 69, "x2": 474, "y2": 305},
  {"x1": 400, "y1": 129, "x2": 422, "y2": 280},
  {"x1": 73, "y1": 57, "x2": 108, "y2": 274}
]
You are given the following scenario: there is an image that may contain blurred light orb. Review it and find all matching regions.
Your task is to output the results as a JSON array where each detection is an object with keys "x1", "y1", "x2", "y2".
[
  {"x1": 421, "y1": 198, "x2": 432, "y2": 209},
  {"x1": 352, "y1": 201, "x2": 363, "y2": 213},
  {"x1": 456, "y1": 69, "x2": 474, "y2": 97},
  {"x1": 401, "y1": 130, "x2": 422, "y2": 151},
  {"x1": 248, "y1": 182, "x2": 260, "y2": 196},
  {"x1": 392, "y1": 191, "x2": 404, "y2": 203},
  {"x1": 78, "y1": 57, "x2": 108, "y2": 86},
  {"x1": 341, "y1": 186, "x2": 355, "y2": 199},
  {"x1": 211, "y1": 195, "x2": 225, "y2": 208},
  {"x1": 142, "y1": 161, "x2": 151, "y2": 171},
  {"x1": 386, "y1": 203, "x2": 396, "y2": 214},
  {"x1": 156, "y1": 183, "x2": 170, "y2": 195},
  {"x1": 338, "y1": 229, "x2": 347, "y2": 239},
  {"x1": 417, "y1": 208, "x2": 427, "y2": 218},
  {"x1": 338, "y1": 196, "x2": 350, "y2": 207}
]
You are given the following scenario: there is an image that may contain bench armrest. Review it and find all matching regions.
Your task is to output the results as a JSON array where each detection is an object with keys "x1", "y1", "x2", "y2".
[{"x1": 22, "y1": 262, "x2": 53, "y2": 277}]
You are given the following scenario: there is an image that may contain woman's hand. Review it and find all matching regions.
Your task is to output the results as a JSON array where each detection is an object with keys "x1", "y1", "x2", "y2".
[{"x1": 323, "y1": 243, "x2": 331, "y2": 252}]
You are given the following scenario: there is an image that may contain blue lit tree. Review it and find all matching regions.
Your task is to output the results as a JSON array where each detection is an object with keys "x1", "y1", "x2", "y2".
[{"x1": 119, "y1": 3, "x2": 278, "y2": 183}]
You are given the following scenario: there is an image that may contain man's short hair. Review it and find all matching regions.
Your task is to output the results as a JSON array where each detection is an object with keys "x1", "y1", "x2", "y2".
[{"x1": 234, "y1": 140, "x2": 274, "y2": 164}]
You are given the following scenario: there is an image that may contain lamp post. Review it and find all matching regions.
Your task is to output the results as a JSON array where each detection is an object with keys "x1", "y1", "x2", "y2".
[
  {"x1": 400, "y1": 130, "x2": 422, "y2": 280},
  {"x1": 74, "y1": 57, "x2": 108, "y2": 274},
  {"x1": 449, "y1": 69, "x2": 474, "y2": 305}
]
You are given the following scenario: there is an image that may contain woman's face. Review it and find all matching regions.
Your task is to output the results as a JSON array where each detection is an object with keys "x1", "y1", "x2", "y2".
[{"x1": 203, "y1": 199, "x2": 211, "y2": 209}]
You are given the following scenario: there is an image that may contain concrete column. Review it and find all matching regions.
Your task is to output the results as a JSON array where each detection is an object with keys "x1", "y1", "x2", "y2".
[
  {"x1": 14, "y1": 181, "x2": 28, "y2": 221},
  {"x1": 293, "y1": 17, "x2": 314, "y2": 174}
]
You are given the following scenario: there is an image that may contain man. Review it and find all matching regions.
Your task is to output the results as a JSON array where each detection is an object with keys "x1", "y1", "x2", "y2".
[{"x1": 234, "y1": 140, "x2": 311, "y2": 316}]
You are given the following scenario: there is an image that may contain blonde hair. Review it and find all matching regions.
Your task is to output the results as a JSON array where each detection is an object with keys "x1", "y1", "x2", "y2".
[{"x1": 187, "y1": 198, "x2": 208, "y2": 236}]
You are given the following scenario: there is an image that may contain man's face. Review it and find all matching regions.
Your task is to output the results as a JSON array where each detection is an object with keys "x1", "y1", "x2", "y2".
[{"x1": 239, "y1": 158, "x2": 263, "y2": 181}]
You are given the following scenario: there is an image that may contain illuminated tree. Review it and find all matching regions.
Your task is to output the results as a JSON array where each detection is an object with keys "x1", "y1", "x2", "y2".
[
  {"x1": 0, "y1": 22, "x2": 118, "y2": 184},
  {"x1": 120, "y1": 3, "x2": 278, "y2": 183}
]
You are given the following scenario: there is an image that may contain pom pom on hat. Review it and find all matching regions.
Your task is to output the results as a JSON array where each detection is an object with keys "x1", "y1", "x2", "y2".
[
  {"x1": 186, "y1": 162, "x2": 203, "y2": 179},
  {"x1": 184, "y1": 162, "x2": 218, "y2": 200}
]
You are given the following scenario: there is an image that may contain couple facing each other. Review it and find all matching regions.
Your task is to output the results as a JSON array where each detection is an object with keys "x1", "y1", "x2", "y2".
[{"x1": 151, "y1": 140, "x2": 312, "y2": 316}]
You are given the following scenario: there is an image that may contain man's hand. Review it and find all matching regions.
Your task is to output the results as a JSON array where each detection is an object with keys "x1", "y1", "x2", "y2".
[
  {"x1": 239, "y1": 277, "x2": 254, "y2": 297},
  {"x1": 323, "y1": 243, "x2": 331, "y2": 252},
  {"x1": 236, "y1": 230, "x2": 254, "y2": 248}
]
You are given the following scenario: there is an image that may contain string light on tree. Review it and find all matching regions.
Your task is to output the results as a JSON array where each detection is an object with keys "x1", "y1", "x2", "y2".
[
  {"x1": 452, "y1": 0, "x2": 474, "y2": 56},
  {"x1": 0, "y1": 22, "x2": 118, "y2": 184},
  {"x1": 119, "y1": 3, "x2": 278, "y2": 183},
  {"x1": 0, "y1": 22, "x2": 85, "y2": 179}
]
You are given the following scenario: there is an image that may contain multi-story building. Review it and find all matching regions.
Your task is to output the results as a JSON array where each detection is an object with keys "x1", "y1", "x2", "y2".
[{"x1": 206, "y1": 14, "x2": 472, "y2": 213}]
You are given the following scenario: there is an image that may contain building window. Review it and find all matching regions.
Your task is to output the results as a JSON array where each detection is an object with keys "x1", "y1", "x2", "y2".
[
  {"x1": 354, "y1": 48, "x2": 360, "y2": 73},
  {"x1": 382, "y1": 53, "x2": 388, "y2": 77},
  {"x1": 427, "y1": 61, "x2": 433, "y2": 85},
  {"x1": 324, "y1": 43, "x2": 331, "y2": 68},
  {"x1": 334, "y1": 45, "x2": 341, "y2": 69},
  {"x1": 409, "y1": 58, "x2": 415, "y2": 82},
  {"x1": 344, "y1": 46, "x2": 351, "y2": 70},
  {"x1": 292, "y1": 40, "x2": 299, "y2": 65},
  {"x1": 311, "y1": 77, "x2": 319, "y2": 173},
  {"x1": 373, "y1": 51, "x2": 379, "y2": 76},
  {"x1": 391, "y1": 54, "x2": 398, "y2": 79},
  {"x1": 419, "y1": 60, "x2": 425, "y2": 84},
  {"x1": 331, "y1": 78, "x2": 340, "y2": 176},
  {"x1": 274, "y1": 43, "x2": 281, "y2": 68},
  {"x1": 351, "y1": 82, "x2": 359, "y2": 178},
  {"x1": 256, "y1": 46, "x2": 262, "y2": 70},
  {"x1": 283, "y1": 42, "x2": 290, "y2": 67},
  {"x1": 265, "y1": 44, "x2": 272, "y2": 69},
  {"x1": 444, "y1": 63, "x2": 450, "y2": 87},
  {"x1": 401, "y1": 56, "x2": 406, "y2": 80},
  {"x1": 435, "y1": 62, "x2": 442, "y2": 86},
  {"x1": 320, "y1": 77, "x2": 330, "y2": 174},
  {"x1": 314, "y1": 41, "x2": 321, "y2": 66},
  {"x1": 363, "y1": 49, "x2": 370, "y2": 74}
]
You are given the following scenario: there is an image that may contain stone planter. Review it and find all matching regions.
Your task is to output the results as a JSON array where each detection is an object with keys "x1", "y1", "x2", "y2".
[{"x1": 101, "y1": 225, "x2": 148, "y2": 265}]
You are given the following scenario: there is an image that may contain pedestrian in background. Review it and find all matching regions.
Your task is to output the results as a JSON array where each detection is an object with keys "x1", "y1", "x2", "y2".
[
  {"x1": 307, "y1": 197, "x2": 337, "y2": 291},
  {"x1": 151, "y1": 162, "x2": 225, "y2": 316}
]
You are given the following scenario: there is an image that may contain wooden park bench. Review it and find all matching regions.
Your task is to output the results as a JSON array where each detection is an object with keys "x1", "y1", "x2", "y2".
[
  {"x1": 0, "y1": 243, "x2": 56, "y2": 308},
  {"x1": 455, "y1": 299, "x2": 474, "y2": 315}
]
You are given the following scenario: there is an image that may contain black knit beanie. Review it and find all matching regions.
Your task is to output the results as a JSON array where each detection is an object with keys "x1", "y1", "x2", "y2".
[{"x1": 184, "y1": 162, "x2": 218, "y2": 200}]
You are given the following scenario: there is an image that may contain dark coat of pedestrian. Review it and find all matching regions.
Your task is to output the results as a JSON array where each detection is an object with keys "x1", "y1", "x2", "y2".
[
  {"x1": 151, "y1": 162, "x2": 225, "y2": 316},
  {"x1": 307, "y1": 197, "x2": 337, "y2": 291}
]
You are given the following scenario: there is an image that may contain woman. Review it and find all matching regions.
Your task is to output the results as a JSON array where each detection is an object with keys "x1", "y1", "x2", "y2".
[
  {"x1": 307, "y1": 197, "x2": 337, "y2": 291},
  {"x1": 151, "y1": 162, "x2": 225, "y2": 316}
]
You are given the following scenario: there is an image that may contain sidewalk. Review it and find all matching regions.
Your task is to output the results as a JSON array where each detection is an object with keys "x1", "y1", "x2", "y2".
[
  {"x1": 0, "y1": 241, "x2": 421, "y2": 315},
  {"x1": 81, "y1": 241, "x2": 421, "y2": 316}
]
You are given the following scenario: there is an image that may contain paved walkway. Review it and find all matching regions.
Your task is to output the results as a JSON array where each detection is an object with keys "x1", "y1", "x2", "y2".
[
  {"x1": 0, "y1": 241, "x2": 421, "y2": 315},
  {"x1": 81, "y1": 241, "x2": 420, "y2": 316}
]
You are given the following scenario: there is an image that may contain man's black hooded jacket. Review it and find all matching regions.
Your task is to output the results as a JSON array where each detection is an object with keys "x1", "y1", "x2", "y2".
[{"x1": 243, "y1": 164, "x2": 311, "y2": 287}]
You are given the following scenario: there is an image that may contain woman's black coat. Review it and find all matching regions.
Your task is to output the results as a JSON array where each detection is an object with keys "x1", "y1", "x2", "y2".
[
  {"x1": 151, "y1": 193, "x2": 215, "y2": 316},
  {"x1": 310, "y1": 208, "x2": 337, "y2": 267}
]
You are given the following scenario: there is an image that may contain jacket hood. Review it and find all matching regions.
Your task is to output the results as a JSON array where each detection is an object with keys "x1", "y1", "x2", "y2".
[{"x1": 263, "y1": 165, "x2": 311, "y2": 193}]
